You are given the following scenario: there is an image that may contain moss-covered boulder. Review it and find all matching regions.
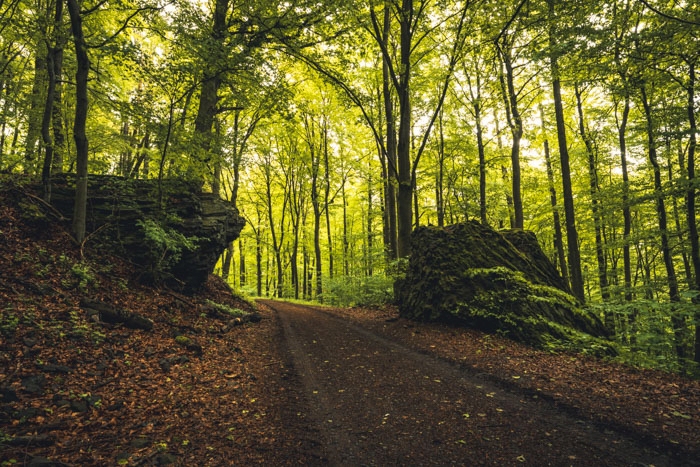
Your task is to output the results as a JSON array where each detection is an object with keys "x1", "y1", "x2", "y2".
[
  {"x1": 397, "y1": 222, "x2": 613, "y2": 354},
  {"x1": 45, "y1": 174, "x2": 245, "y2": 291}
]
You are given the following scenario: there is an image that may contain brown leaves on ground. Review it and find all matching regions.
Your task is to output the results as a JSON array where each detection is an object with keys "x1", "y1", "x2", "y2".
[
  {"x1": 0, "y1": 200, "x2": 311, "y2": 466},
  {"x1": 330, "y1": 305, "x2": 700, "y2": 460}
]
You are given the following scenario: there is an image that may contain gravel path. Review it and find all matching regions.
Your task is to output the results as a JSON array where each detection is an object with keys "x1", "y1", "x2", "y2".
[{"x1": 260, "y1": 300, "x2": 678, "y2": 466}]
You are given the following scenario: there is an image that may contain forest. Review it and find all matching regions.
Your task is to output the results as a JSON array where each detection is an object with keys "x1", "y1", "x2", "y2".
[{"x1": 1, "y1": 0, "x2": 699, "y2": 372}]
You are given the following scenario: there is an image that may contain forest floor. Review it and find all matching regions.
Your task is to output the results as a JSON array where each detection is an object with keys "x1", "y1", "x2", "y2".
[{"x1": 1, "y1": 185, "x2": 700, "y2": 466}]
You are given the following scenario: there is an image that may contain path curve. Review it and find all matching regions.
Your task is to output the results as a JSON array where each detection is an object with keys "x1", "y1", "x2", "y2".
[{"x1": 260, "y1": 300, "x2": 676, "y2": 466}]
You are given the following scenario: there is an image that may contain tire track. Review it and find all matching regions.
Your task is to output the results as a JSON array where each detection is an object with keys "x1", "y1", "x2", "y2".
[{"x1": 261, "y1": 299, "x2": 676, "y2": 466}]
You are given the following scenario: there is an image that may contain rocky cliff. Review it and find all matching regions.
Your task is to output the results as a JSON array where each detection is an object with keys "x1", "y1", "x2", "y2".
[{"x1": 46, "y1": 174, "x2": 245, "y2": 291}]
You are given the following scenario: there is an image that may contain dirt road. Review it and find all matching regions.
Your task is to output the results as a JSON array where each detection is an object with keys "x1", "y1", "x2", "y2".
[{"x1": 259, "y1": 300, "x2": 681, "y2": 466}]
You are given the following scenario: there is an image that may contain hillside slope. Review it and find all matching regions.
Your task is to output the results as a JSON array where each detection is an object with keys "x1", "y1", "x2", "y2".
[{"x1": 0, "y1": 180, "x2": 315, "y2": 465}]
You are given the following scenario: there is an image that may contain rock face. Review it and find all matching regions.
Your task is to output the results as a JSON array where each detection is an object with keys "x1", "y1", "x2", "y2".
[
  {"x1": 47, "y1": 174, "x2": 245, "y2": 291},
  {"x1": 397, "y1": 222, "x2": 612, "y2": 353}
]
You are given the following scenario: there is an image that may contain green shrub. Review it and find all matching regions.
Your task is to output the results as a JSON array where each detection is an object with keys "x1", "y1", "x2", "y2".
[
  {"x1": 136, "y1": 218, "x2": 199, "y2": 283},
  {"x1": 205, "y1": 299, "x2": 248, "y2": 317},
  {"x1": 324, "y1": 275, "x2": 394, "y2": 307}
]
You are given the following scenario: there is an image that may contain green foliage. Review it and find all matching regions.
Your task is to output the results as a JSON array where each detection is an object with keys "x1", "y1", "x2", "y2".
[
  {"x1": 0, "y1": 308, "x2": 20, "y2": 337},
  {"x1": 175, "y1": 335, "x2": 191, "y2": 345},
  {"x1": 324, "y1": 275, "x2": 394, "y2": 307},
  {"x1": 205, "y1": 299, "x2": 248, "y2": 317},
  {"x1": 588, "y1": 300, "x2": 700, "y2": 376},
  {"x1": 70, "y1": 262, "x2": 96, "y2": 291},
  {"x1": 446, "y1": 267, "x2": 616, "y2": 356},
  {"x1": 136, "y1": 218, "x2": 200, "y2": 284}
]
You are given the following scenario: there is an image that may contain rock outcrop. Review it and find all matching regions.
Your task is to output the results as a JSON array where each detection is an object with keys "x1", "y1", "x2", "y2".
[
  {"x1": 46, "y1": 174, "x2": 245, "y2": 291},
  {"x1": 397, "y1": 221, "x2": 613, "y2": 354}
]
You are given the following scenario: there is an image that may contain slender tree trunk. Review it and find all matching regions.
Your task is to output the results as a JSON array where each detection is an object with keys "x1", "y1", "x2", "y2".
[
  {"x1": 382, "y1": 4, "x2": 398, "y2": 260},
  {"x1": 683, "y1": 62, "x2": 700, "y2": 363},
  {"x1": 66, "y1": 0, "x2": 89, "y2": 244},
  {"x1": 669, "y1": 140, "x2": 692, "y2": 287},
  {"x1": 367, "y1": 168, "x2": 374, "y2": 276},
  {"x1": 616, "y1": 95, "x2": 633, "y2": 303},
  {"x1": 549, "y1": 62, "x2": 584, "y2": 301},
  {"x1": 51, "y1": 19, "x2": 65, "y2": 174},
  {"x1": 0, "y1": 74, "x2": 11, "y2": 164},
  {"x1": 497, "y1": 45, "x2": 524, "y2": 229},
  {"x1": 342, "y1": 179, "x2": 349, "y2": 276},
  {"x1": 475, "y1": 98, "x2": 487, "y2": 225},
  {"x1": 24, "y1": 54, "x2": 47, "y2": 174},
  {"x1": 256, "y1": 228, "x2": 263, "y2": 296},
  {"x1": 323, "y1": 122, "x2": 334, "y2": 279},
  {"x1": 263, "y1": 160, "x2": 284, "y2": 298},
  {"x1": 41, "y1": 47, "x2": 57, "y2": 202},
  {"x1": 640, "y1": 84, "x2": 685, "y2": 362},
  {"x1": 396, "y1": 0, "x2": 413, "y2": 258},
  {"x1": 540, "y1": 105, "x2": 568, "y2": 286},
  {"x1": 494, "y1": 116, "x2": 514, "y2": 228},
  {"x1": 305, "y1": 114, "x2": 323, "y2": 299},
  {"x1": 239, "y1": 238, "x2": 246, "y2": 287},
  {"x1": 436, "y1": 108, "x2": 445, "y2": 226},
  {"x1": 221, "y1": 242, "x2": 234, "y2": 281},
  {"x1": 575, "y1": 85, "x2": 609, "y2": 302}
]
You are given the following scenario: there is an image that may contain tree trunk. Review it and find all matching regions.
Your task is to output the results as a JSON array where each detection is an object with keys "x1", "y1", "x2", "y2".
[
  {"x1": 436, "y1": 108, "x2": 445, "y2": 227},
  {"x1": 66, "y1": 0, "x2": 89, "y2": 244},
  {"x1": 382, "y1": 3, "x2": 398, "y2": 260},
  {"x1": 239, "y1": 238, "x2": 246, "y2": 287},
  {"x1": 546, "y1": 0, "x2": 583, "y2": 301},
  {"x1": 306, "y1": 114, "x2": 323, "y2": 299},
  {"x1": 475, "y1": 97, "x2": 487, "y2": 225},
  {"x1": 575, "y1": 85, "x2": 609, "y2": 302},
  {"x1": 497, "y1": 44, "x2": 524, "y2": 229},
  {"x1": 41, "y1": 48, "x2": 57, "y2": 202},
  {"x1": 221, "y1": 242, "x2": 233, "y2": 281},
  {"x1": 640, "y1": 83, "x2": 685, "y2": 363},
  {"x1": 342, "y1": 179, "x2": 349, "y2": 276},
  {"x1": 540, "y1": 105, "x2": 568, "y2": 286},
  {"x1": 51, "y1": 15, "x2": 66, "y2": 175},
  {"x1": 24, "y1": 54, "x2": 47, "y2": 174},
  {"x1": 396, "y1": 0, "x2": 413, "y2": 258},
  {"x1": 616, "y1": 94, "x2": 633, "y2": 303},
  {"x1": 255, "y1": 224, "x2": 263, "y2": 296},
  {"x1": 323, "y1": 121, "x2": 334, "y2": 279},
  {"x1": 367, "y1": 168, "x2": 374, "y2": 276},
  {"x1": 192, "y1": 0, "x2": 228, "y2": 180},
  {"x1": 682, "y1": 62, "x2": 700, "y2": 364}
]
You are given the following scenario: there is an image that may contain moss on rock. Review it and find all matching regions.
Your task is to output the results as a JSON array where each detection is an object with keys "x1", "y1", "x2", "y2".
[{"x1": 397, "y1": 222, "x2": 615, "y2": 355}]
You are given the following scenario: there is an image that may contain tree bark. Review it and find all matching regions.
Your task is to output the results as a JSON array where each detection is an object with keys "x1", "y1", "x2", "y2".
[
  {"x1": 436, "y1": 108, "x2": 445, "y2": 227},
  {"x1": 396, "y1": 0, "x2": 413, "y2": 258},
  {"x1": 66, "y1": 0, "x2": 89, "y2": 244},
  {"x1": 616, "y1": 94, "x2": 633, "y2": 303},
  {"x1": 575, "y1": 85, "x2": 609, "y2": 302},
  {"x1": 547, "y1": 0, "x2": 583, "y2": 301},
  {"x1": 381, "y1": 3, "x2": 398, "y2": 260},
  {"x1": 540, "y1": 105, "x2": 568, "y2": 286},
  {"x1": 475, "y1": 96, "x2": 487, "y2": 225},
  {"x1": 683, "y1": 62, "x2": 700, "y2": 363},
  {"x1": 41, "y1": 48, "x2": 57, "y2": 202},
  {"x1": 24, "y1": 54, "x2": 47, "y2": 174},
  {"x1": 640, "y1": 83, "x2": 685, "y2": 363},
  {"x1": 192, "y1": 0, "x2": 228, "y2": 181},
  {"x1": 496, "y1": 42, "x2": 524, "y2": 229}
]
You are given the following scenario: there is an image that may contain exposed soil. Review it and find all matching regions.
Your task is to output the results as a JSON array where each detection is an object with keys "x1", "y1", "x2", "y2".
[{"x1": 261, "y1": 300, "x2": 699, "y2": 466}]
